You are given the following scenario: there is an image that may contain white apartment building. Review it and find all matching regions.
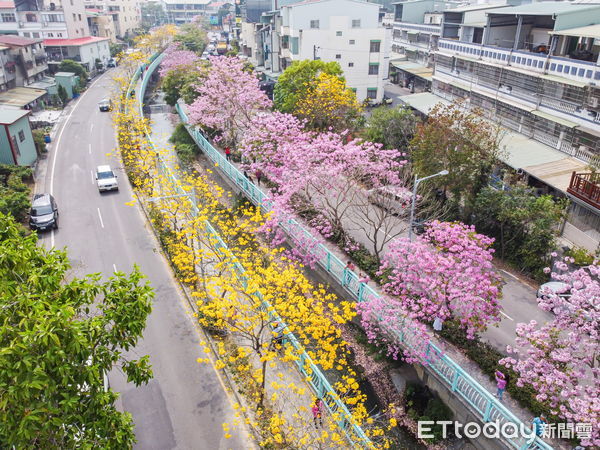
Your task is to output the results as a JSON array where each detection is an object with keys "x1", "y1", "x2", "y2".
[
  {"x1": 0, "y1": 2, "x2": 19, "y2": 35},
  {"x1": 15, "y1": 0, "x2": 90, "y2": 40},
  {"x1": 242, "y1": 0, "x2": 390, "y2": 102},
  {"x1": 398, "y1": 1, "x2": 600, "y2": 251},
  {"x1": 84, "y1": 0, "x2": 141, "y2": 38},
  {"x1": 161, "y1": 0, "x2": 210, "y2": 24},
  {"x1": 44, "y1": 35, "x2": 110, "y2": 71}
]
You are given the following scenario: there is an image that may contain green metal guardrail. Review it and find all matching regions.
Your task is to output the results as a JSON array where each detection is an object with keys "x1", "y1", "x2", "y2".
[{"x1": 128, "y1": 53, "x2": 375, "y2": 448}]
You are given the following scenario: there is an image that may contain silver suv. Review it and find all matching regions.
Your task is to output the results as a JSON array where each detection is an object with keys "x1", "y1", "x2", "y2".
[
  {"x1": 96, "y1": 165, "x2": 119, "y2": 192},
  {"x1": 29, "y1": 193, "x2": 58, "y2": 231}
]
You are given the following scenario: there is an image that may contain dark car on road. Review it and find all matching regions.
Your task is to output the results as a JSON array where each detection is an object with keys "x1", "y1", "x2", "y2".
[{"x1": 29, "y1": 193, "x2": 58, "y2": 231}]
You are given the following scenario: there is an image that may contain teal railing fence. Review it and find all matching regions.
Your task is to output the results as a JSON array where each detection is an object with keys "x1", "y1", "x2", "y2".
[
  {"x1": 129, "y1": 53, "x2": 374, "y2": 448},
  {"x1": 172, "y1": 100, "x2": 553, "y2": 450}
]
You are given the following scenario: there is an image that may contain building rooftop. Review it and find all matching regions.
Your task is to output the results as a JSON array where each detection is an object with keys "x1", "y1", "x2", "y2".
[
  {"x1": 0, "y1": 108, "x2": 29, "y2": 125},
  {"x1": 43, "y1": 36, "x2": 109, "y2": 47},
  {"x1": 0, "y1": 87, "x2": 47, "y2": 108},
  {"x1": 54, "y1": 71, "x2": 76, "y2": 77},
  {"x1": 0, "y1": 35, "x2": 41, "y2": 46},
  {"x1": 487, "y1": 1, "x2": 600, "y2": 16},
  {"x1": 445, "y1": 3, "x2": 509, "y2": 13},
  {"x1": 550, "y1": 23, "x2": 600, "y2": 39},
  {"x1": 0, "y1": 1, "x2": 14, "y2": 8}
]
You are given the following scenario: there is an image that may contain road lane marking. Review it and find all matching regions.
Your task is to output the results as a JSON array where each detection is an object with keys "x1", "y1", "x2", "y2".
[
  {"x1": 48, "y1": 74, "x2": 106, "y2": 249},
  {"x1": 91, "y1": 170, "x2": 94, "y2": 184},
  {"x1": 500, "y1": 310, "x2": 514, "y2": 321},
  {"x1": 90, "y1": 123, "x2": 94, "y2": 132},
  {"x1": 501, "y1": 269, "x2": 520, "y2": 281},
  {"x1": 89, "y1": 143, "x2": 92, "y2": 154},
  {"x1": 113, "y1": 263, "x2": 117, "y2": 272},
  {"x1": 97, "y1": 207, "x2": 105, "y2": 228}
]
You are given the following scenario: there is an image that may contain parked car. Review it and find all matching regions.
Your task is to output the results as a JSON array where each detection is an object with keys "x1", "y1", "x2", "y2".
[
  {"x1": 107, "y1": 58, "x2": 116, "y2": 68},
  {"x1": 95, "y1": 165, "x2": 119, "y2": 192},
  {"x1": 98, "y1": 99, "x2": 112, "y2": 112},
  {"x1": 537, "y1": 281, "x2": 571, "y2": 299},
  {"x1": 29, "y1": 193, "x2": 58, "y2": 231},
  {"x1": 367, "y1": 185, "x2": 412, "y2": 215}
]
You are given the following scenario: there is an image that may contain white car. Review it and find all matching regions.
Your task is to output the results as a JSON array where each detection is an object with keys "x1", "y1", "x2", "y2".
[{"x1": 96, "y1": 165, "x2": 118, "y2": 192}]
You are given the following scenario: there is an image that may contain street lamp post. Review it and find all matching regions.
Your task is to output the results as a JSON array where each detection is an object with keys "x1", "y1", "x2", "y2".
[{"x1": 408, "y1": 169, "x2": 449, "y2": 241}]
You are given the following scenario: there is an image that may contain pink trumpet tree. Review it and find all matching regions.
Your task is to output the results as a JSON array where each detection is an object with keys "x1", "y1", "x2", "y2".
[
  {"x1": 378, "y1": 221, "x2": 502, "y2": 338},
  {"x1": 501, "y1": 259, "x2": 600, "y2": 447},
  {"x1": 188, "y1": 56, "x2": 272, "y2": 147},
  {"x1": 158, "y1": 43, "x2": 200, "y2": 77}
]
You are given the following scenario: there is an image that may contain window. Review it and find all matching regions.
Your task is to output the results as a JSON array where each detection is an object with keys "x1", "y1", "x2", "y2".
[
  {"x1": 73, "y1": 13, "x2": 76, "y2": 20},
  {"x1": 349, "y1": 39, "x2": 355, "y2": 45},
  {"x1": 352, "y1": 19, "x2": 360, "y2": 28},
  {"x1": 78, "y1": 14, "x2": 81, "y2": 20},
  {"x1": 348, "y1": 62, "x2": 354, "y2": 67},
  {"x1": 26, "y1": 13, "x2": 37, "y2": 22},
  {"x1": 369, "y1": 40, "x2": 380, "y2": 53},
  {"x1": 33, "y1": 32, "x2": 40, "y2": 38},
  {"x1": 336, "y1": 31, "x2": 342, "y2": 36},
  {"x1": 291, "y1": 36, "x2": 299, "y2": 55},
  {"x1": 18, "y1": 130, "x2": 25, "y2": 142},
  {"x1": 1, "y1": 13, "x2": 16, "y2": 22},
  {"x1": 368, "y1": 63, "x2": 379, "y2": 75},
  {"x1": 23, "y1": 32, "x2": 31, "y2": 37},
  {"x1": 310, "y1": 20, "x2": 319, "y2": 29},
  {"x1": 367, "y1": 88, "x2": 377, "y2": 99},
  {"x1": 336, "y1": 54, "x2": 341, "y2": 59},
  {"x1": 44, "y1": 13, "x2": 65, "y2": 22}
]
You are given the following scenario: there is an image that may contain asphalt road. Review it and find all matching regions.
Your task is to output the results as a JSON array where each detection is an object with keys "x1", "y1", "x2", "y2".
[{"x1": 36, "y1": 70, "x2": 249, "y2": 449}]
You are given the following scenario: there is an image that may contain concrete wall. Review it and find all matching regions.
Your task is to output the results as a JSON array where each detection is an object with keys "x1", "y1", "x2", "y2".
[
  {"x1": 0, "y1": 117, "x2": 36, "y2": 166},
  {"x1": 0, "y1": 124, "x2": 14, "y2": 164}
]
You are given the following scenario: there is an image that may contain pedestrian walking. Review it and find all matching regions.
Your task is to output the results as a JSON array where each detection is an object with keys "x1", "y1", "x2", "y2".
[
  {"x1": 255, "y1": 169, "x2": 263, "y2": 186},
  {"x1": 311, "y1": 398, "x2": 323, "y2": 428},
  {"x1": 243, "y1": 170, "x2": 253, "y2": 183},
  {"x1": 532, "y1": 414, "x2": 547, "y2": 436},
  {"x1": 495, "y1": 370, "x2": 507, "y2": 401},
  {"x1": 358, "y1": 272, "x2": 369, "y2": 284},
  {"x1": 225, "y1": 147, "x2": 232, "y2": 161},
  {"x1": 345, "y1": 261, "x2": 356, "y2": 272},
  {"x1": 433, "y1": 316, "x2": 443, "y2": 332}
]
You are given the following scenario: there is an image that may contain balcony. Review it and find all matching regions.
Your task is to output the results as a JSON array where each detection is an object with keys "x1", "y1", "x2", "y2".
[
  {"x1": 394, "y1": 21, "x2": 440, "y2": 35},
  {"x1": 437, "y1": 39, "x2": 600, "y2": 85},
  {"x1": 568, "y1": 172, "x2": 600, "y2": 210}
]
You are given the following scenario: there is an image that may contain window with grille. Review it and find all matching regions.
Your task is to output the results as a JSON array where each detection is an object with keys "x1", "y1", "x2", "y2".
[
  {"x1": 352, "y1": 19, "x2": 361, "y2": 28},
  {"x1": 348, "y1": 62, "x2": 354, "y2": 67},
  {"x1": 368, "y1": 63, "x2": 379, "y2": 75},
  {"x1": 336, "y1": 54, "x2": 341, "y2": 59},
  {"x1": 370, "y1": 40, "x2": 380, "y2": 53},
  {"x1": 349, "y1": 39, "x2": 355, "y2": 45},
  {"x1": 336, "y1": 31, "x2": 342, "y2": 36},
  {"x1": 367, "y1": 88, "x2": 377, "y2": 99},
  {"x1": 310, "y1": 20, "x2": 319, "y2": 29},
  {"x1": 1, "y1": 13, "x2": 15, "y2": 22}
]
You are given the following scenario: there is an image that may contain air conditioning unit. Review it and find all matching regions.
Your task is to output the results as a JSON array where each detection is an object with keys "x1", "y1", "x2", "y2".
[
  {"x1": 18, "y1": 21, "x2": 24, "y2": 27},
  {"x1": 588, "y1": 97, "x2": 599, "y2": 108}
]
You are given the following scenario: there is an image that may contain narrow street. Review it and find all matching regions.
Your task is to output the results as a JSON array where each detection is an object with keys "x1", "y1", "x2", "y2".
[{"x1": 35, "y1": 69, "x2": 249, "y2": 449}]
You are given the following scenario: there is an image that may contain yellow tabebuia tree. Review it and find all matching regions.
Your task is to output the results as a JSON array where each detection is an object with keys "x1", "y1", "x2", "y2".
[
  {"x1": 294, "y1": 72, "x2": 363, "y2": 132},
  {"x1": 113, "y1": 48, "x2": 398, "y2": 449}
]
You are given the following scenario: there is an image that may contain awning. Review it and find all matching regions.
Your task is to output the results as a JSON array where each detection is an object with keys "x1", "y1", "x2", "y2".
[
  {"x1": 498, "y1": 129, "x2": 568, "y2": 171},
  {"x1": 448, "y1": 79, "x2": 472, "y2": 91},
  {"x1": 391, "y1": 60, "x2": 434, "y2": 80},
  {"x1": 0, "y1": 87, "x2": 47, "y2": 108},
  {"x1": 531, "y1": 109, "x2": 579, "y2": 128},
  {"x1": 523, "y1": 157, "x2": 587, "y2": 192},
  {"x1": 398, "y1": 92, "x2": 450, "y2": 115},
  {"x1": 549, "y1": 24, "x2": 600, "y2": 39}
]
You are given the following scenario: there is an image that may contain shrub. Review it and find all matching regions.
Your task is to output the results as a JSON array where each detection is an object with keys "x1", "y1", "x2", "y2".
[
  {"x1": 404, "y1": 382, "x2": 453, "y2": 443},
  {"x1": 565, "y1": 246, "x2": 595, "y2": 266}
]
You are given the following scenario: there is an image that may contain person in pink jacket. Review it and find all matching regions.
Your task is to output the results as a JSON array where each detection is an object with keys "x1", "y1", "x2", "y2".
[{"x1": 495, "y1": 370, "x2": 507, "y2": 401}]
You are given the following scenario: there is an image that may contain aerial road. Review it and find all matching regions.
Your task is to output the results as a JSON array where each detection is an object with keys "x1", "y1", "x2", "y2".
[{"x1": 36, "y1": 69, "x2": 249, "y2": 449}]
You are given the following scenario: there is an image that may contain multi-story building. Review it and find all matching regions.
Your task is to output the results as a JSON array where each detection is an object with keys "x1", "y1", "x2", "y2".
[
  {"x1": 0, "y1": 35, "x2": 47, "y2": 86},
  {"x1": 0, "y1": 2, "x2": 19, "y2": 35},
  {"x1": 390, "y1": 0, "x2": 461, "y2": 91},
  {"x1": 44, "y1": 35, "x2": 110, "y2": 73},
  {"x1": 0, "y1": 44, "x2": 16, "y2": 90},
  {"x1": 15, "y1": 0, "x2": 90, "y2": 40},
  {"x1": 241, "y1": 0, "x2": 390, "y2": 102},
  {"x1": 424, "y1": 1, "x2": 600, "y2": 250},
  {"x1": 161, "y1": 0, "x2": 209, "y2": 24},
  {"x1": 84, "y1": 0, "x2": 141, "y2": 38},
  {"x1": 86, "y1": 8, "x2": 117, "y2": 41}
]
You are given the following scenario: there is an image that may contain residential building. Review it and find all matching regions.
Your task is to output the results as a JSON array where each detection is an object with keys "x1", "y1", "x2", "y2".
[
  {"x1": 86, "y1": 9, "x2": 117, "y2": 42},
  {"x1": 0, "y1": 85, "x2": 47, "y2": 109},
  {"x1": 15, "y1": 0, "x2": 90, "y2": 40},
  {"x1": 44, "y1": 35, "x2": 109, "y2": 73},
  {"x1": 84, "y1": 0, "x2": 141, "y2": 38},
  {"x1": 0, "y1": 44, "x2": 16, "y2": 90},
  {"x1": 161, "y1": 0, "x2": 210, "y2": 24},
  {"x1": 0, "y1": 35, "x2": 47, "y2": 86},
  {"x1": 0, "y1": 1, "x2": 19, "y2": 35},
  {"x1": 241, "y1": 0, "x2": 390, "y2": 102},
  {"x1": 405, "y1": 1, "x2": 600, "y2": 250},
  {"x1": 0, "y1": 108, "x2": 38, "y2": 166},
  {"x1": 390, "y1": 0, "x2": 461, "y2": 91}
]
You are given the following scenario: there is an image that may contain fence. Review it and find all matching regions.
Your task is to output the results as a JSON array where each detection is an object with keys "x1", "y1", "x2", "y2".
[
  {"x1": 129, "y1": 53, "x2": 374, "y2": 448},
  {"x1": 172, "y1": 100, "x2": 554, "y2": 450}
]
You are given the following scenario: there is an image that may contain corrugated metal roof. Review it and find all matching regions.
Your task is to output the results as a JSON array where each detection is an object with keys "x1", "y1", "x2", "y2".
[
  {"x1": 523, "y1": 157, "x2": 587, "y2": 192},
  {"x1": 0, "y1": 108, "x2": 29, "y2": 125},
  {"x1": 487, "y1": 1, "x2": 600, "y2": 16},
  {"x1": 549, "y1": 23, "x2": 600, "y2": 39},
  {"x1": 398, "y1": 92, "x2": 450, "y2": 114},
  {"x1": 0, "y1": 87, "x2": 46, "y2": 107}
]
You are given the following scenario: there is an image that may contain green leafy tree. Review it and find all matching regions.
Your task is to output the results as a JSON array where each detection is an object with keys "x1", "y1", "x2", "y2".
[
  {"x1": 363, "y1": 106, "x2": 419, "y2": 151},
  {"x1": 0, "y1": 213, "x2": 154, "y2": 447},
  {"x1": 410, "y1": 101, "x2": 503, "y2": 212},
  {"x1": 57, "y1": 84, "x2": 68, "y2": 106},
  {"x1": 0, "y1": 165, "x2": 31, "y2": 222},
  {"x1": 161, "y1": 66, "x2": 205, "y2": 106},
  {"x1": 174, "y1": 22, "x2": 207, "y2": 53},
  {"x1": 274, "y1": 60, "x2": 344, "y2": 113},
  {"x1": 109, "y1": 42, "x2": 123, "y2": 57},
  {"x1": 472, "y1": 185, "x2": 568, "y2": 278},
  {"x1": 58, "y1": 59, "x2": 88, "y2": 80},
  {"x1": 140, "y1": 2, "x2": 169, "y2": 30}
]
